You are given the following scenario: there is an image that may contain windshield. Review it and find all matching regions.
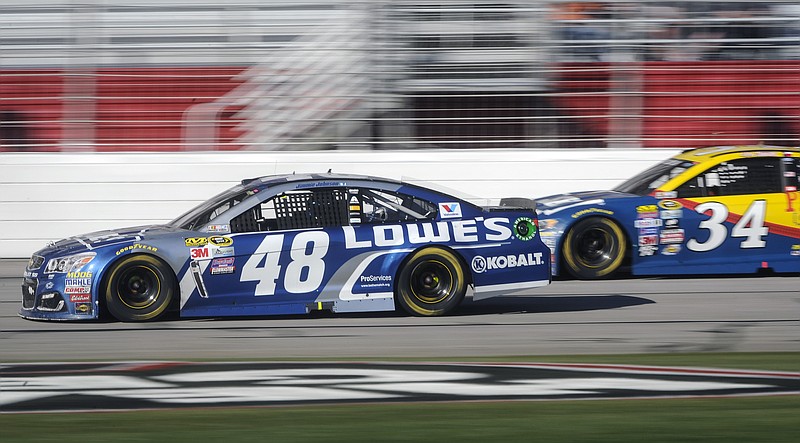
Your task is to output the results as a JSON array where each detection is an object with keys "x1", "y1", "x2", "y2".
[
  {"x1": 169, "y1": 185, "x2": 250, "y2": 230},
  {"x1": 614, "y1": 159, "x2": 696, "y2": 196}
]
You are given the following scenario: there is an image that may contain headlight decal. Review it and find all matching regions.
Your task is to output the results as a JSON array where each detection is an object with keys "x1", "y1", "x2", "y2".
[{"x1": 45, "y1": 252, "x2": 96, "y2": 274}]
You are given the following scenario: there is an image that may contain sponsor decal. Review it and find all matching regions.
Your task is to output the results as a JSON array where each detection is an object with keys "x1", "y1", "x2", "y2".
[
  {"x1": 636, "y1": 205, "x2": 658, "y2": 213},
  {"x1": 571, "y1": 208, "x2": 614, "y2": 219},
  {"x1": 654, "y1": 191, "x2": 677, "y2": 199},
  {"x1": 212, "y1": 247, "x2": 235, "y2": 258},
  {"x1": 791, "y1": 245, "x2": 800, "y2": 257},
  {"x1": 439, "y1": 202, "x2": 462, "y2": 219},
  {"x1": 210, "y1": 266, "x2": 235, "y2": 275},
  {"x1": 207, "y1": 224, "x2": 230, "y2": 233},
  {"x1": 211, "y1": 257, "x2": 236, "y2": 275},
  {"x1": 471, "y1": 253, "x2": 544, "y2": 274},
  {"x1": 638, "y1": 245, "x2": 658, "y2": 257},
  {"x1": 664, "y1": 218, "x2": 680, "y2": 228},
  {"x1": 360, "y1": 275, "x2": 392, "y2": 282},
  {"x1": 660, "y1": 209, "x2": 682, "y2": 219},
  {"x1": 658, "y1": 200, "x2": 683, "y2": 210},
  {"x1": 75, "y1": 303, "x2": 92, "y2": 314},
  {"x1": 662, "y1": 244, "x2": 681, "y2": 255},
  {"x1": 64, "y1": 286, "x2": 91, "y2": 294},
  {"x1": 65, "y1": 271, "x2": 92, "y2": 287},
  {"x1": 634, "y1": 219, "x2": 662, "y2": 228},
  {"x1": 116, "y1": 244, "x2": 158, "y2": 256},
  {"x1": 358, "y1": 275, "x2": 392, "y2": 289},
  {"x1": 69, "y1": 293, "x2": 91, "y2": 303},
  {"x1": 660, "y1": 229, "x2": 685, "y2": 244},
  {"x1": 638, "y1": 235, "x2": 658, "y2": 246},
  {"x1": 208, "y1": 236, "x2": 233, "y2": 247},
  {"x1": 343, "y1": 218, "x2": 514, "y2": 249},
  {"x1": 210, "y1": 257, "x2": 235, "y2": 275},
  {"x1": 639, "y1": 227, "x2": 659, "y2": 235},
  {"x1": 23, "y1": 271, "x2": 38, "y2": 278},
  {"x1": 44, "y1": 282, "x2": 54, "y2": 290},
  {"x1": 184, "y1": 237, "x2": 208, "y2": 247},
  {"x1": 190, "y1": 248, "x2": 209, "y2": 259},
  {"x1": 514, "y1": 217, "x2": 537, "y2": 241},
  {"x1": 211, "y1": 257, "x2": 235, "y2": 267}
]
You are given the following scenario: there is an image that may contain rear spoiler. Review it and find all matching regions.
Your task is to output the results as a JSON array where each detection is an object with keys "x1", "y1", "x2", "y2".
[{"x1": 499, "y1": 197, "x2": 537, "y2": 212}]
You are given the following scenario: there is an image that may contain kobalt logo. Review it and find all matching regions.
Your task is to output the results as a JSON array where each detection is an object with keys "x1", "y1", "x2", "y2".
[{"x1": 471, "y1": 252, "x2": 544, "y2": 273}]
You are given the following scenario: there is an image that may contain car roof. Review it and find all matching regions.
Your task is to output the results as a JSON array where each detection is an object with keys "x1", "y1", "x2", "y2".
[
  {"x1": 673, "y1": 145, "x2": 800, "y2": 162},
  {"x1": 241, "y1": 172, "x2": 402, "y2": 189}
]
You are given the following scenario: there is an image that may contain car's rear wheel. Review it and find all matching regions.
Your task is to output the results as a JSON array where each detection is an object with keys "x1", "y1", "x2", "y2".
[
  {"x1": 562, "y1": 217, "x2": 627, "y2": 279},
  {"x1": 103, "y1": 254, "x2": 175, "y2": 322},
  {"x1": 395, "y1": 247, "x2": 466, "y2": 316}
]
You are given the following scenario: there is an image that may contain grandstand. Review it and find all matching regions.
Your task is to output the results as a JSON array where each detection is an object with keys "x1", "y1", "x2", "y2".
[{"x1": 1, "y1": 0, "x2": 799, "y2": 151}]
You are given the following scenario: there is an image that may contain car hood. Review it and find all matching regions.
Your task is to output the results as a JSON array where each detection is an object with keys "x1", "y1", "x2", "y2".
[
  {"x1": 38, "y1": 225, "x2": 180, "y2": 257},
  {"x1": 535, "y1": 190, "x2": 638, "y2": 217}
]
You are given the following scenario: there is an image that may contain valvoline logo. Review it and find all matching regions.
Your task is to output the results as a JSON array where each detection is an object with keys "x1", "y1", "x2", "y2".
[{"x1": 439, "y1": 202, "x2": 462, "y2": 219}]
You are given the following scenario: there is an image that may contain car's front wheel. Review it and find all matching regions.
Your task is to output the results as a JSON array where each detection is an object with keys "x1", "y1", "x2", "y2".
[
  {"x1": 103, "y1": 254, "x2": 176, "y2": 322},
  {"x1": 562, "y1": 217, "x2": 627, "y2": 279},
  {"x1": 395, "y1": 247, "x2": 466, "y2": 316}
]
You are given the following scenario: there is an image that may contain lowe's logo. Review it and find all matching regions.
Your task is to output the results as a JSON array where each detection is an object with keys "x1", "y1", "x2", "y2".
[{"x1": 471, "y1": 253, "x2": 544, "y2": 274}]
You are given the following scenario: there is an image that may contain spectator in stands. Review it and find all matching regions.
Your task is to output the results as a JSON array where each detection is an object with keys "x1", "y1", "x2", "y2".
[{"x1": 551, "y1": 2, "x2": 612, "y2": 60}]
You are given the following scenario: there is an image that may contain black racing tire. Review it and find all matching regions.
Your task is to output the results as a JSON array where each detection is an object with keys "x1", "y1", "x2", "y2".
[
  {"x1": 103, "y1": 254, "x2": 176, "y2": 322},
  {"x1": 562, "y1": 217, "x2": 627, "y2": 279},
  {"x1": 395, "y1": 247, "x2": 467, "y2": 316}
]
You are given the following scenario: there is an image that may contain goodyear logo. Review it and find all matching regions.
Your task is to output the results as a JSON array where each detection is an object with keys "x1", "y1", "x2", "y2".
[
  {"x1": 185, "y1": 237, "x2": 208, "y2": 247},
  {"x1": 208, "y1": 236, "x2": 233, "y2": 247},
  {"x1": 658, "y1": 200, "x2": 683, "y2": 210},
  {"x1": 116, "y1": 244, "x2": 158, "y2": 256}
]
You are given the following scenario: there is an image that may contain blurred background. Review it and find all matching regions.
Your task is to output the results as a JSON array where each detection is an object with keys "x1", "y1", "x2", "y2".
[{"x1": 1, "y1": 0, "x2": 799, "y2": 152}]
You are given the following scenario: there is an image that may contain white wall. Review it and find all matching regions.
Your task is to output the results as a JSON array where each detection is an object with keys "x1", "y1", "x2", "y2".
[{"x1": 0, "y1": 149, "x2": 681, "y2": 258}]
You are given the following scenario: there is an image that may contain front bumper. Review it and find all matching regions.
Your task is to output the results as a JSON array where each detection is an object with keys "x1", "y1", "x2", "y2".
[{"x1": 19, "y1": 276, "x2": 98, "y2": 321}]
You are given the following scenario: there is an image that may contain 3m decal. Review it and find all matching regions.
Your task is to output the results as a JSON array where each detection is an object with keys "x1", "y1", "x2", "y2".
[
  {"x1": 190, "y1": 248, "x2": 209, "y2": 259},
  {"x1": 687, "y1": 200, "x2": 768, "y2": 252},
  {"x1": 439, "y1": 202, "x2": 462, "y2": 219},
  {"x1": 639, "y1": 235, "x2": 658, "y2": 246}
]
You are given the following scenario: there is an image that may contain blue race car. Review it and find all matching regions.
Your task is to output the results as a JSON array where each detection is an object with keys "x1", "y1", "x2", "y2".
[
  {"x1": 536, "y1": 146, "x2": 800, "y2": 279},
  {"x1": 21, "y1": 173, "x2": 550, "y2": 321}
]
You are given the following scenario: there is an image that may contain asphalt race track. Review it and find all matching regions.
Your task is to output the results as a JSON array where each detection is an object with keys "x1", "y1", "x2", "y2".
[{"x1": 1, "y1": 260, "x2": 798, "y2": 362}]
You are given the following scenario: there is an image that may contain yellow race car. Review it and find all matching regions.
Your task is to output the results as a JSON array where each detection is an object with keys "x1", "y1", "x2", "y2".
[{"x1": 536, "y1": 146, "x2": 800, "y2": 278}]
